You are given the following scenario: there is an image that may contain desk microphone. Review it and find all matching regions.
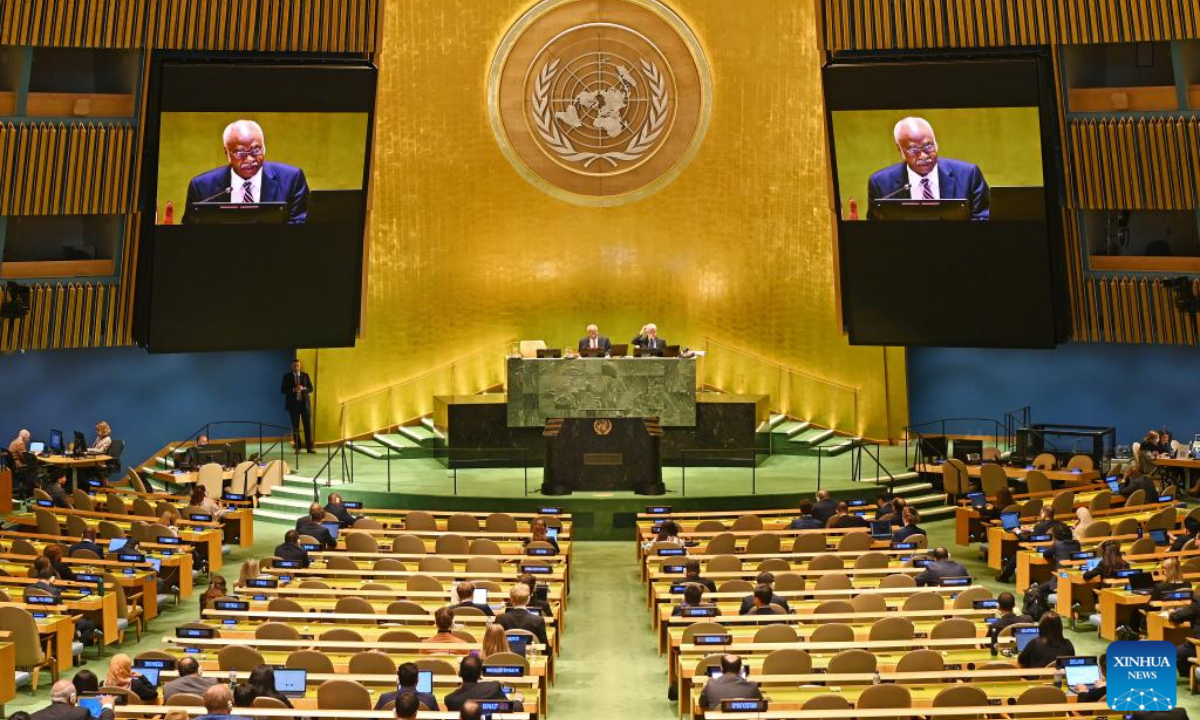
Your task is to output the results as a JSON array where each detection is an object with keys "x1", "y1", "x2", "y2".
[
  {"x1": 879, "y1": 183, "x2": 911, "y2": 200},
  {"x1": 198, "y1": 186, "x2": 232, "y2": 203}
]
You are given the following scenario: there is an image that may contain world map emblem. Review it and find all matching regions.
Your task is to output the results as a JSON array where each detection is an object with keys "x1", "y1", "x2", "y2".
[{"x1": 489, "y1": 0, "x2": 712, "y2": 206}]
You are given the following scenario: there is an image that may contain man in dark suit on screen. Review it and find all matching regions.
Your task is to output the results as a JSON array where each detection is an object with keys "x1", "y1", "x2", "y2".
[
  {"x1": 182, "y1": 119, "x2": 309, "y2": 224},
  {"x1": 281, "y1": 358, "x2": 315, "y2": 453},
  {"x1": 577, "y1": 323, "x2": 612, "y2": 355},
  {"x1": 867, "y1": 117, "x2": 989, "y2": 220}
]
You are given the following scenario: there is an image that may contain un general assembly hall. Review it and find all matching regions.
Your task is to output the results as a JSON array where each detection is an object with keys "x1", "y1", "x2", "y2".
[{"x1": 3, "y1": 1, "x2": 1200, "y2": 719}]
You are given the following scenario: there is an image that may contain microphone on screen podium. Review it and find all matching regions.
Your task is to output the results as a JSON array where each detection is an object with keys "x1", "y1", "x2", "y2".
[
  {"x1": 879, "y1": 183, "x2": 912, "y2": 200},
  {"x1": 198, "y1": 186, "x2": 233, "y2": 203}
]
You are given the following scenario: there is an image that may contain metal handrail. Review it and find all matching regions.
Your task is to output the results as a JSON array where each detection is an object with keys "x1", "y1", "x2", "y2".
[
  {"x1": 162, "y1": 420, "x2": 298, "y2": 474},
  {"x1": 309, "y1": 443, "x2": 351, "y2": 501}
]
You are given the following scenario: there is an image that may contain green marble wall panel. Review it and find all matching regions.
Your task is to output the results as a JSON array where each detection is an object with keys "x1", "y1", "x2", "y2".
[{"x1": 506, "y1": 357, "x2": 697, "y2": 427}]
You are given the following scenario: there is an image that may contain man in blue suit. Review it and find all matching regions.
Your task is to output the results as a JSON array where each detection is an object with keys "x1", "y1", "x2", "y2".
[
  {"x1": 182, "y1": 119, "x2": 309, "y2": 224},
  {"x1": 867, "y1": 117, "x2": 989, "y2": 220}
]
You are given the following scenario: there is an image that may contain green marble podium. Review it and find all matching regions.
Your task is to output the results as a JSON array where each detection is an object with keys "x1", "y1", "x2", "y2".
[{"x1": 506, "y1": 357, "x2": 697, "y2": 427}]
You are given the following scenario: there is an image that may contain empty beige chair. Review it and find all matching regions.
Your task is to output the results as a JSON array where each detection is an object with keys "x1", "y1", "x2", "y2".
[
  {"x1": 1113, "y1": 517, "x2": 1140, "y2": 536},
  {"x1": 762, "y1": 647, "x2": 811, "y2": 675},
  {"x1": 858, "y1": 683, "x2": 913, "y2": 716},
  {"x1": 379, "y1": 629, "x2": 421, "y2": 643},
  {"x1": 320, "y1": 628, "x2": 364, "y2": 645},
  {"x1": 65, "y1": 513, "x2": 90, "y2": 538},
  {"x1": 808, "y1": 554, "x2": 844, "y2": 571},
  {"x1": 517, "y1": 340, "x2": 547, "y2": 358},
  {"x1": 317, "y1": 679, "x2": 372, "y2": 710},
  {"x1": 932, "y1": 684, "x2": 989, "y2": 720},
  {"x1": 756, "y1": 558, "x2": 790, "y2": 572},
  {"x1": 131, "y1": 497, "x2": 156, "y2": 518},
  {"x1": 344, "y1": 532, "x2": 378, "y2": 553},
  {"x1": 391, "y1": 534, "x2": 426, "y2": 554},
  {"x1": 850, "y1": 593, "x2": 887, "y2": 613},
  {"x1": 11, "y1": 538, "x2": 37, "y2": 555},
  {"x1": 2, "y1": 606, "x2": 56, "y2": 691},
  {"x1": 71, "y1": 489, "x2": 94, "y2": 511},
  {"x1": 372, "y1": 558, "x2": 405, "y2": 572},
  {"x1": 1125, "y1": 489, "x2": 1146, "y2": 507},
  {"x1": 415, "y1": 658, "x2": 456, "y2": 676},
  {"x1": 706, "y1": 554, "x2": 741, "y2": 573},
  {"x1": 1019, "y1": 500, "x2": 1042, "y2": 519},
  {"x1": 105, "y1": 493, "x2": 127, "y2": 515},
  {"x1": 34, "y1": 508, "x2": 61, "y2": 536},
  {"x1": 930, "y1": 617, "x2": 977, "y2": 639},
  {"x1": 482, "y1": 652, "x2": 529, "y2": 672},
  {"x1": 869, "y1": 616, "x2": 915, "y2": 641},
  {"x1": 335, "y1": 596, "x2": 375, "y2": 616},
  {"x1": 854, "y1": 551, "x2": 888, "y2": 569},
  {"x1": 484, "y1": 513, "x2": 518, "y2": 532},
  {"x1": 1025, "y1": 470, "x2": 1052, "y2": 494},
  {"x1": 837, "y1": 531, "x2": 873, "y2": 552},
  {"x1": 745, "y1": 533, "x2": 781, "y2": 554},
  {"x1": 1050, "y1": 491, "x2": 1074, "y2": 516},
  {"x1": 753, "y1": 624, "x2": 798, "y2": 644},
  {"x1": 1129, "y1": 537, "x2": 1156, "y2": 556},
  {"x1": 813, "y1": 600, "x2": 854, "y2": 615},
  {"x1": 256, "y1": 622, "x2": 300, "y2": 640},
  {"x1": 902, "y1": 592, "x2": 944, "y2": 612},
  {"x1": 435, "y1": 534, "x2": 469, "y2": 555},
  {"x1": 469, "y1": 538, "x2": 502, "y2": 555},
  {"x1": 348, "y1": 650, "x2": 395, "y2": 675},
  {"x1": 731, "y1": 514, "x2": 763, "y2": 531},
  {"x1": 466, "y1": 557, "x2": 502, "y2": 573},
  {"x1": 895, "y1": 648, "x2": 944, "y2": 673},
  {"x1": 252, "y1": 697, "x2": 290, "y2": 711},
  {"x1": 718, "y1": 579, "x2": 754, "y2": 593},
  {"x1": 229, "y1": 461, "x2": 258, "y2": 496},
  {"x1": 418, "y1": 556, "x2": 455, "y2": 572},
  {"x1": 359, "y1": 582, "x2": 391, "y2": 592},
  {"x1": 218, "y1": 645, "x2": 265, "y2": 671},
  {"x1": 828, "y1": 648, "x2": 876, "y2": 675},
  {"x1": 809, "y1": 623, "x2": 854, "y2": 643},
  {"x1": 447, "y1": 513, "x2": 480, "y2": 532},
  {"x1": 404, "y1": 511, "x2": 437, "y2": 531},
  {"x1": 704, "y1": 532, "x2": 736, "y2": 555},
  {"x1": 167, "y1": 694, "x2": 206, "y2": 707},
  {"x1": 943, "y1": 459, "x2": 970, "y2": 496},
  {"x1": 1017, "y1": 686, "x2": 1066, "y2": 705},
  {"x1": 197, "y1": 462, "x2": 224, "y2": 500},
  {"x1": 453, "y1": 606, "x2": 486, "y2": 618},
  {"x1": 951, "y1": 586, "x2": 993, "y2": 610},
  {"x1": 803, "y1": 695, "x2": 851, "y2": 711},
  {"x1": 879, "y1": 573, "x2": 916, "y2": 588},
  {"x1": 407, "y1": 574, "x2": 443, "y2": 592},
  {"x1": 980, "y1": 463, "x2": 1009, "y2": 497},
  {"x1": 1081, "y1": 520, "x2": 1111, "y2": 538},
  {"x1": 694, "y1": 520, "x2": 726, "y2": 532},
  {"x1": 774, "y1": 573, "x2": 804, "y2": 591},
  {"x1": 681, "y1": 622, "x2": 727, "y2": 645},
  {"x1": 1089, "y1": 490, "x2": 1112, "y2": 512},
  {"x1": 792, "y1": 533, "x2": 827, "y2": 553},
  {"x1": 814, "y1": 573, "x2": 852, "y2": 591},
  {"x1": 1032, "y1": 453, "x2": 1057, "y2": 470},
  {"x1": 352, "y1": 516, "x2": 382, "y2": 530},
  {"x1": 257, "y1": 460, "x2": 283, "y2": 496},
  {"x1": 1149, "y1": 507, "x2": 1177, "y2": 531},
  {"x1": 1066, "y1": 454, "x2": 1094, "y2": 472},
  {"x1": 325, "y1": 555, "x2": 358, "y2": 571},
  {"x1": 268, "y1": 598, "x2": 304, "y2": 612},
  {"x1": 288, "y1": 650, "x2": 336, "y2": 673}
]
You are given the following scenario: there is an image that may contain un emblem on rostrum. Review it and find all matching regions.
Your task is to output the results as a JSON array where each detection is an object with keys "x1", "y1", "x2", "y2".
[{"x1": 489, "y1": 0, "x2": 712, "y2": 205}]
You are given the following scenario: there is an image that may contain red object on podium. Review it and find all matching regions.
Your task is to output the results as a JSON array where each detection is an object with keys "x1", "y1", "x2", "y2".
[
  {"x1": 164, "y1": 200, "x2": 174, "y2": 225},
  {"x1": 848, "y1": 197, "x2": 859, "y2": 220}
]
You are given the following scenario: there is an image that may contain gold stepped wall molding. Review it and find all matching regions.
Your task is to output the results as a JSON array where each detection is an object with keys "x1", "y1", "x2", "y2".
[
  {"x1": 0, "y1": 0, "x2": 378, "y2": 51},
  {"x1": 823, "y1": 0, "x2": 1200, "y2": 52},
  {"x1": 1067, "y1": 118, "x2": 1200, "y2": 211},
  {"x1": 0, "y1": 122, "x2": 135, "y2": 215},
  {"x1": 1075, "y1": 275, "x2": 1200, "y2": 345}
]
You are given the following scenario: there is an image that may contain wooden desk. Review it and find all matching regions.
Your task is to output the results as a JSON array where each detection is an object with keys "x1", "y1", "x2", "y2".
[
  {"x1": 36, "y1": 454, "x2": 112, "y2": 490},
  {"x1": 115, "y1": 707, "x2": 531, "y2": 720},
  {"x1": 1159, "y1": 457, "x2": 1200, "y2": 489},
  {"x1": 984, "y1": 501, "x2": 1178, "y2": 569},
  {"x1": 705, "y1": 702, "x2": 1110, "y2": 720},
  {"x1": 916, "y1": 462, "x2": 1096, "y2": 485}
]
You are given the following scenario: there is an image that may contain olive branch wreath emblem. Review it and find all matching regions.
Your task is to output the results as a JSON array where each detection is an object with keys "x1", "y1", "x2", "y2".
[{"x1": 532, "y1": 57, "x2": 668, "y2": 168}]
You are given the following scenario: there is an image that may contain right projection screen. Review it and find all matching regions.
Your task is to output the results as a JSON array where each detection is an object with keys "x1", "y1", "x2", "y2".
[{"x1": 825, "y1": 55, "x2": 1068, "y2": 349}]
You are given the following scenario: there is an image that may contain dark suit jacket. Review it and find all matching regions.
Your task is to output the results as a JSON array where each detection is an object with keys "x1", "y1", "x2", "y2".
[
  {"x1": 454, "y1": 600, "x2": 494, "y2": 617},
  {"x1": 811, "y1": 499, "x2": 838, "y2": 524},
  {"x1": 577, "y1": 335, "x2": 612, "y2": 353},
  {"x1": 443, "y1": 681, "x2": 518, "y2": 712},
  {"x1": 1120, "y1": 474, "x2": 1158, "y2": 498},
  {"x1": 273, "y1": 542, "x2": 309, "y2": 566},
  {"x1": 496, "y1": 607, "x2": 549, "y2": 647},
  {"x1": 685, "y1": 575, "x2": 717, "y2": 593},
  {"x1": 739, "y1": 592, "x2": 790, "y2": 615},
  {"x1": 892, "y1": 524, "x2": 926, "y2": 542},
  {"x1": 699, "y1": 673, "x2": 763, "y2": 710},
  {"x1": 988, "y1": 611, "x2": 1032, "y2": 641},
  {"x1": 48, "y1": 482, "x2": 70, "y2": 508},
  {"x1": 182, "y1": 161, "x2": 309, "y2": 224},
  {"x1": 866, "y1": 158, "x2": 990, "y2": 220},
  {"x1": 295, "y1": 520, "x2": 335, "y2": 549},
  {"x1": 788, "y1": 515, "x2": 823, "y2": 530},
  {"x1": 32, "y1": 703, "x2": 114, "y2": 720},
  {"x1": 324, "y1": 502, "x2": 357, "y2": 527},
  {"x1": 374, "y1": 687, "x2": 438, "y2": 711},
  {"x1": 915, "y1": 559, "x2": 969, "y2": 586},
  {"x1": 828, "y1": 513, "x2": 869, "y2": 529},
  {"x1": 69, "y1": 540, "x2": 105, "y2": 559},
  {"x1": 281, "y1": 371, "x2": 314, "y2": 412},
  {"x1": 632, "y1": 336, "x2": 667, "y2": 354},
  {"x1": 162, "y1": 674, "x2": 217, "y2": 700}
]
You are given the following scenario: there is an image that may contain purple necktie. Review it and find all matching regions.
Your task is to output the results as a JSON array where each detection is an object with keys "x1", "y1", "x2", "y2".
[{"x1": 921, "y1": 177, "x2": 934, "y2": 200}]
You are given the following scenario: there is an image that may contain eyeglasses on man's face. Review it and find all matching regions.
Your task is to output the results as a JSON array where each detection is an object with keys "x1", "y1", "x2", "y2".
[
  {"x1": 901, "y1": 143, "x2": 936, "y2": 157},
  {"x1": 228, "y1": 146, "x2": 264, "y2": 160}
]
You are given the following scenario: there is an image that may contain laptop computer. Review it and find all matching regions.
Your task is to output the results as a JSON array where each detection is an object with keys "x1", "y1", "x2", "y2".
[
  {"x1": 870, "y1": 519, "x2": 893, "y2": 540},
  {"x1": 536, "y1": 348, "x2": 562, "y2": 358},
  {"x1": 29, "y1": 441, "x2": 45, "y2": 453},
  {"x1": 273, "y1": 668, "x2": 307, "y2": 697},
  {"x1": 1128, "y1": 571, "x2": 1156, "y2": 594},
  {"x1": 1014, "y1": 626, "x2": 1040, "y2": 652},
  {"x1": 321, "y1": 522, "x2": 340, "y2": 540},
  {"x1": 999, "y1": 512, "x2": 1020, "y2": 531},
  {"x1": 1106, "y1": 477, "x2": 1121, "y2": 493},
  {"x1": 1081, "y1": 557, "x2": 1101, "y2": 573},
  {"x1": 1058, "y1": 656, "x2": 1100, "y2": 689},
  {"x1": 1150, "y1": 528, "x2": 1170, "y2": 545},
  {"x1": 415, "y1": 670, "x2": 433, "y2": 694},
  {"x1": 967, "y1": 492, "x2": 986, "y2": 509},
  {"x1": 137, "y1": 667, "x2": 161, "y2": 687}
]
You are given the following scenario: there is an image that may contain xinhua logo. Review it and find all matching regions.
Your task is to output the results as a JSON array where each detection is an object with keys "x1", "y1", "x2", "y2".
[{"x1": 1107, "y1": 641, "x2": 1176, "y2": 712}]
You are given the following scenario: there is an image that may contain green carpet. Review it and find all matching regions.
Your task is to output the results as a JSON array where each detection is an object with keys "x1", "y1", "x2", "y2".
[{"x1": 8, "y1": 517, "x2": 1200, "y2": 719}]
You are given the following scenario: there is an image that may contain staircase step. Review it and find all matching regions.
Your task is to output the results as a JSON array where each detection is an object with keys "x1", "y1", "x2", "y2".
[
  {"x1": 253, "y1": 508, "x2": 300, "y2": 524},
  {"x1": 906, "y1": 492, "x2": 950, "y2": 507},
  {"x1": 772, "y1": 421, "x2": 806, "y2": 436},
  {"x1": 768, "y1": 414, "x2": 786, "y2": 428},
  {"x1": 259, "y1": 496, "x2": 311, "y2": 511},
  {"x1": 919, "y1": 504, "x2": 958, "y2": 518},
  {"x1": 788, "y1": 427, "x2": 830, "y2": 445},
  {"x1": 398, "y1": 425, "x2": 437, "y2": 446},
  {"x1": 347, "y1": 442, "x2": 383, "y2": 460},
  {"x1": 375, "y1": 433, "x2": 422, "y2": 452},
  {"x1": 818, "y1": 437, "x2": 860, "y2": 456},
  {"x1": 859, "y1": 471, "x2": 920, "y2": 485},
  {"x1": 891, "y1": 482, "x2": 933, "y2": 495}
]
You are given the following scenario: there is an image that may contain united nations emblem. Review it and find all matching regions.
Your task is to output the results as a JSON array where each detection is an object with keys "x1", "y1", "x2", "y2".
[
  {"x1": 593, "y1": 419, "x2": 613, "y2": 436},
  {"x1": 489, "y1": 0, "x2": 712, "y2": 206}
]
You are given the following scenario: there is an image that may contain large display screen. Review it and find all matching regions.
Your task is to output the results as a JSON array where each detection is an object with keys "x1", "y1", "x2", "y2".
[
  {"x1": 825, "y1": 55, "x2": 1067, "y2": 348},
  {"x1": 134, "y1": 57, "x2": 376, "y2": 353}
]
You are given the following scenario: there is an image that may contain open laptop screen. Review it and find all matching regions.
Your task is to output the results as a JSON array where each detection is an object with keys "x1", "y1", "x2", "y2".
[{"x1": 1014, "y1": 626, "x2": 1040, "y2": 652}]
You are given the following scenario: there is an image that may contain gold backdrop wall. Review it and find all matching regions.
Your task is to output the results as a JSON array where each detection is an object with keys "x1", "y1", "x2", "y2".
[{"x1": 303, "y1": 0, "x2": 909, "y2": 443}]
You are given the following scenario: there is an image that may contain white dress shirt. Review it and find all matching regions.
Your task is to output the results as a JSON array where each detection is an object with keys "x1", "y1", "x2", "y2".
[
  {"x1": 231, "y1": 169, "x2": 263, "y2": 203},
  {"x1": 907, "y1": 164, "x2": 940, "y2": 200}
]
